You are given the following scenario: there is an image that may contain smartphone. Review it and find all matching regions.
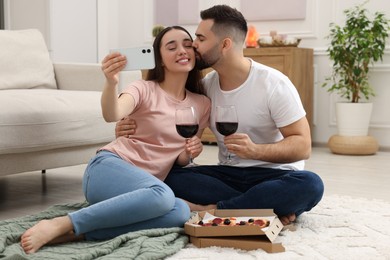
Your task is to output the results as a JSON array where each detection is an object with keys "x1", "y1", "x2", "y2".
[{"x1": 110, "y1": 46, "x2": 155, "y2": 71}]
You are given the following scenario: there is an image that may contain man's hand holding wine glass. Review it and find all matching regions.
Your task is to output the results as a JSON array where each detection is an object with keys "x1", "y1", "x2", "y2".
[
  {"x1": 215, "y1": 105, "x2": 239, "y2": 165},
  {"x1": 223, "y1": 133, "x2": 258, "y2": 160}
]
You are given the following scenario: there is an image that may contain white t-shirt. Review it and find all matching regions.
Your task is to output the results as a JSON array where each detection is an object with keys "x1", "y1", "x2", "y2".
[
  {"x1": 203, "y1": 59, "x2": 306, "y2": 170},
  {"x1": 101, "y1": 80, "x2": 211, "y2": 180}
]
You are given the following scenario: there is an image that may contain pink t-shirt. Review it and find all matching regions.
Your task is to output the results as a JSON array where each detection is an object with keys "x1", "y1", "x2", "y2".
[{"x1": 101, "y1": 80, "x2": 210, "y2": 181}]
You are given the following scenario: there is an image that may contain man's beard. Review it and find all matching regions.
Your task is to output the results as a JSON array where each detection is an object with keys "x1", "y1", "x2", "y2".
[
  {"x1": 195, "y1": 57, "x2": 211, "y2": 70},
  {"x1": 194, "y1": 45, "x2": 220, "y2": 70}
]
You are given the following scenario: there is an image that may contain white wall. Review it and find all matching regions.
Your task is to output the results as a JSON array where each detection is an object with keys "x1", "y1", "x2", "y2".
[
  {"x1": 5, "y1": 0, "x2": 50, "y2": 43},
  {"x1": 49, "y1": 0, "x2": 98, "y2": 62},
  {"x1": 5, "y1": 0, "x2": 390, "y2": 149},
  {"x1": 96, "y1": 0, "x2": 153, "y2": 62},
  {"x1": 5, "y1": 0, "x2": 97, "y2": 62}
]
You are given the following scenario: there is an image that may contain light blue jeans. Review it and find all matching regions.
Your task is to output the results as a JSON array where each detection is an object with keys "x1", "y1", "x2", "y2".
[{"x1": 68, "y1": 151, "x2": 190, "y2": 241}]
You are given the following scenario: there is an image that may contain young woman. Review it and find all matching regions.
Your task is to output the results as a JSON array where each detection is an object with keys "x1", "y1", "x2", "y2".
[{"x1": 20, "y1": 26, "x2": 211, "y2": 254}]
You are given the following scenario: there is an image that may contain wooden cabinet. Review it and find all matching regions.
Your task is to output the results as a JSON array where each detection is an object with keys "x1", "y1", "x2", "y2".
[{"x1": 201, "y1": 47, "x2": 314, "y2": 143}]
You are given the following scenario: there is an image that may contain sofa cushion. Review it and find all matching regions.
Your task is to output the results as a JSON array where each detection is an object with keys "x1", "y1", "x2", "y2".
[
  {"x1": 0, "y1": 29, "x2": 57, "y2": 90},
  {"x1": 0, "y1": 89, "x2": 115, "y2": 154}
]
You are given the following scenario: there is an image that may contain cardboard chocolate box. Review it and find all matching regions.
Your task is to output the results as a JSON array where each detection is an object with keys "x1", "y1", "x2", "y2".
[{"x1": 185, "y1": 209, "x2": 285, "y2": 253}]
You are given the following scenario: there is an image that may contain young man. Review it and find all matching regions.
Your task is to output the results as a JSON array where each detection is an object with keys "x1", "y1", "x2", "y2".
[{"x1": 116, "y1": 5, "x2": 324, "y2": 225}]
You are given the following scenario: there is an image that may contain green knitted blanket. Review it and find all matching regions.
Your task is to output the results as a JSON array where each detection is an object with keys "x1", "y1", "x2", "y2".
[{"x1": 0, "y1": 202, "x2": 188, "y2": 260}]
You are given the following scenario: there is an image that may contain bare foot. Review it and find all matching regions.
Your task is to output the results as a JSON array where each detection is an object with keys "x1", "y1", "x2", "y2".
[
  {"x1": 20, "y1": 216, "x2": 74, "y2": 254},
  {"x1": 181, "y1": 199, "x2": 217, "y2": 212},
  {"x1": 279, "y1": 213, "x2": 296, "y2": 225}
]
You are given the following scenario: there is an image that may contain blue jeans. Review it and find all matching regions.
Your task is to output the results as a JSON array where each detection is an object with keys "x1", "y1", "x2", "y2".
[
  {"x1": 68, "y1": 151, "x2": 190, "y2": 241},
  {"x1": 164, "y1": 165, "x2": 324, "y2": 217}
]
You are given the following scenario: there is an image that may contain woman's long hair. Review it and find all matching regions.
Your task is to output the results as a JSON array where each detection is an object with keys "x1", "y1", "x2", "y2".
[{"x1": 146, "y1": 26, "x2": 205, "y2": 95}]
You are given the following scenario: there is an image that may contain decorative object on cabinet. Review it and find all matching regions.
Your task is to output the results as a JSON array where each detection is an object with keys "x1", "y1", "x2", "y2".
[
  {"x1": 246, "y1": 25, "x2": 259, "y2": 48},
  {"x1": 257, "y1": 30, "x2": 301, "y2": 47}
]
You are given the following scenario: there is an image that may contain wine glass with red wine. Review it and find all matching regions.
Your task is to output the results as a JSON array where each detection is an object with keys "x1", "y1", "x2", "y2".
[
  {"x1": 175, "y1": 106, "x2": 199, "y2": 167},
  {"x1": 215, "y1": 105, "x2": 238, "y2": 165}
]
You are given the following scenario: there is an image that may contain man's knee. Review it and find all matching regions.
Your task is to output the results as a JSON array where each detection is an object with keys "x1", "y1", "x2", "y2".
[
  {"x1": 307, "y1": 172, "x2": 324, "y2": 198},
  {"x1": 301, "y1": 171, "x2": 324, "y2": 210}
]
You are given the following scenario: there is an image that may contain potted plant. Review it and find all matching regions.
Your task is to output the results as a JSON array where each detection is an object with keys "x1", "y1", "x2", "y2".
[
  {"x1": 322, "y1": 1, "x2": 389, "y2": 138},
  {"x1": 152, "y1": 25, "x2": 165, "y2": 38}
]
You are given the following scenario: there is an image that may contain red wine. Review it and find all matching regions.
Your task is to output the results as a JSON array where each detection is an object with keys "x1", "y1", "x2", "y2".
[
  {"x1": 176, "y1": 124, "x2": 199, "y2": 138},
  {"x1": 216, "y1": 122, "x2": 238, "y2": 136}
]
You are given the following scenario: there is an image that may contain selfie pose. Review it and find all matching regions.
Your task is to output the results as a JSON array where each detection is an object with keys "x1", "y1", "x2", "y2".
[
  {"x1": 116, "y1": 5, "x2": 324, "y2": 226},
  {"x1": 20, "y1": 26, "x2": 210, "y2": 254}
]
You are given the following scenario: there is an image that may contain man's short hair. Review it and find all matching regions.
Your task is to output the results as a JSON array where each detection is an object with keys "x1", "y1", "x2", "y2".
[{"x1": 200, "y1": 5, "x2": 248, "y2": 45}]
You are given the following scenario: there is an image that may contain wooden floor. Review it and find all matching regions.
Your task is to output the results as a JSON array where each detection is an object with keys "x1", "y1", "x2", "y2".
[{"x1": 1, "y1": 146, "x2": 389, "y2": 221}]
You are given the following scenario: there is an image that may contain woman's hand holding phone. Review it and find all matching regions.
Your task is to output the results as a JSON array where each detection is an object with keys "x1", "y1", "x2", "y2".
[{"x1": 101, "y1": 53, "x2": 127, "y2": 85}]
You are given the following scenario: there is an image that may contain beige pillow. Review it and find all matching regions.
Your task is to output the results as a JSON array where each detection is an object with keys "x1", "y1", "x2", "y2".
[{"x1": 0, "y1": 29, "x2": 57, "y2": 90}]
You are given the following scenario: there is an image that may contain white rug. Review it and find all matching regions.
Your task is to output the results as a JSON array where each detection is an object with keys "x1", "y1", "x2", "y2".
[{"x1": 167, "y1": 195, "x2": 390, "y2": 260}]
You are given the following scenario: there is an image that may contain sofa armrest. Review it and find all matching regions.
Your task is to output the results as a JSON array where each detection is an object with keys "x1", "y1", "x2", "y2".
[
  {"x1": 53, "y1": 63, "x2": 142, "y2": 92},
  {"x1": 54, "y1": 63, "x2": 105, "y2": 91}
]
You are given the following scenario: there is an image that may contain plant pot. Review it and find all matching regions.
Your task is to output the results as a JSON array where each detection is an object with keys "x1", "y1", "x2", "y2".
[
  {"x1": 336, "y1": 102, "x2": 373, "y2": 136},
  {"x1": 328, "y1": 102, "x2": 378, "y2": 155}
]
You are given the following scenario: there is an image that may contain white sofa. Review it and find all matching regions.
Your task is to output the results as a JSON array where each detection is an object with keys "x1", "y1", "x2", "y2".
[{"x1": 0, "y1": 29, "x2": 141, "y2": 176}]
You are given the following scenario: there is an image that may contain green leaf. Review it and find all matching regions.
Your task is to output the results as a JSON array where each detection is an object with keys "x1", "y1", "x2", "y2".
[{"x1": 322, "y1": 0, "x2": 389, "y2": 102}]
